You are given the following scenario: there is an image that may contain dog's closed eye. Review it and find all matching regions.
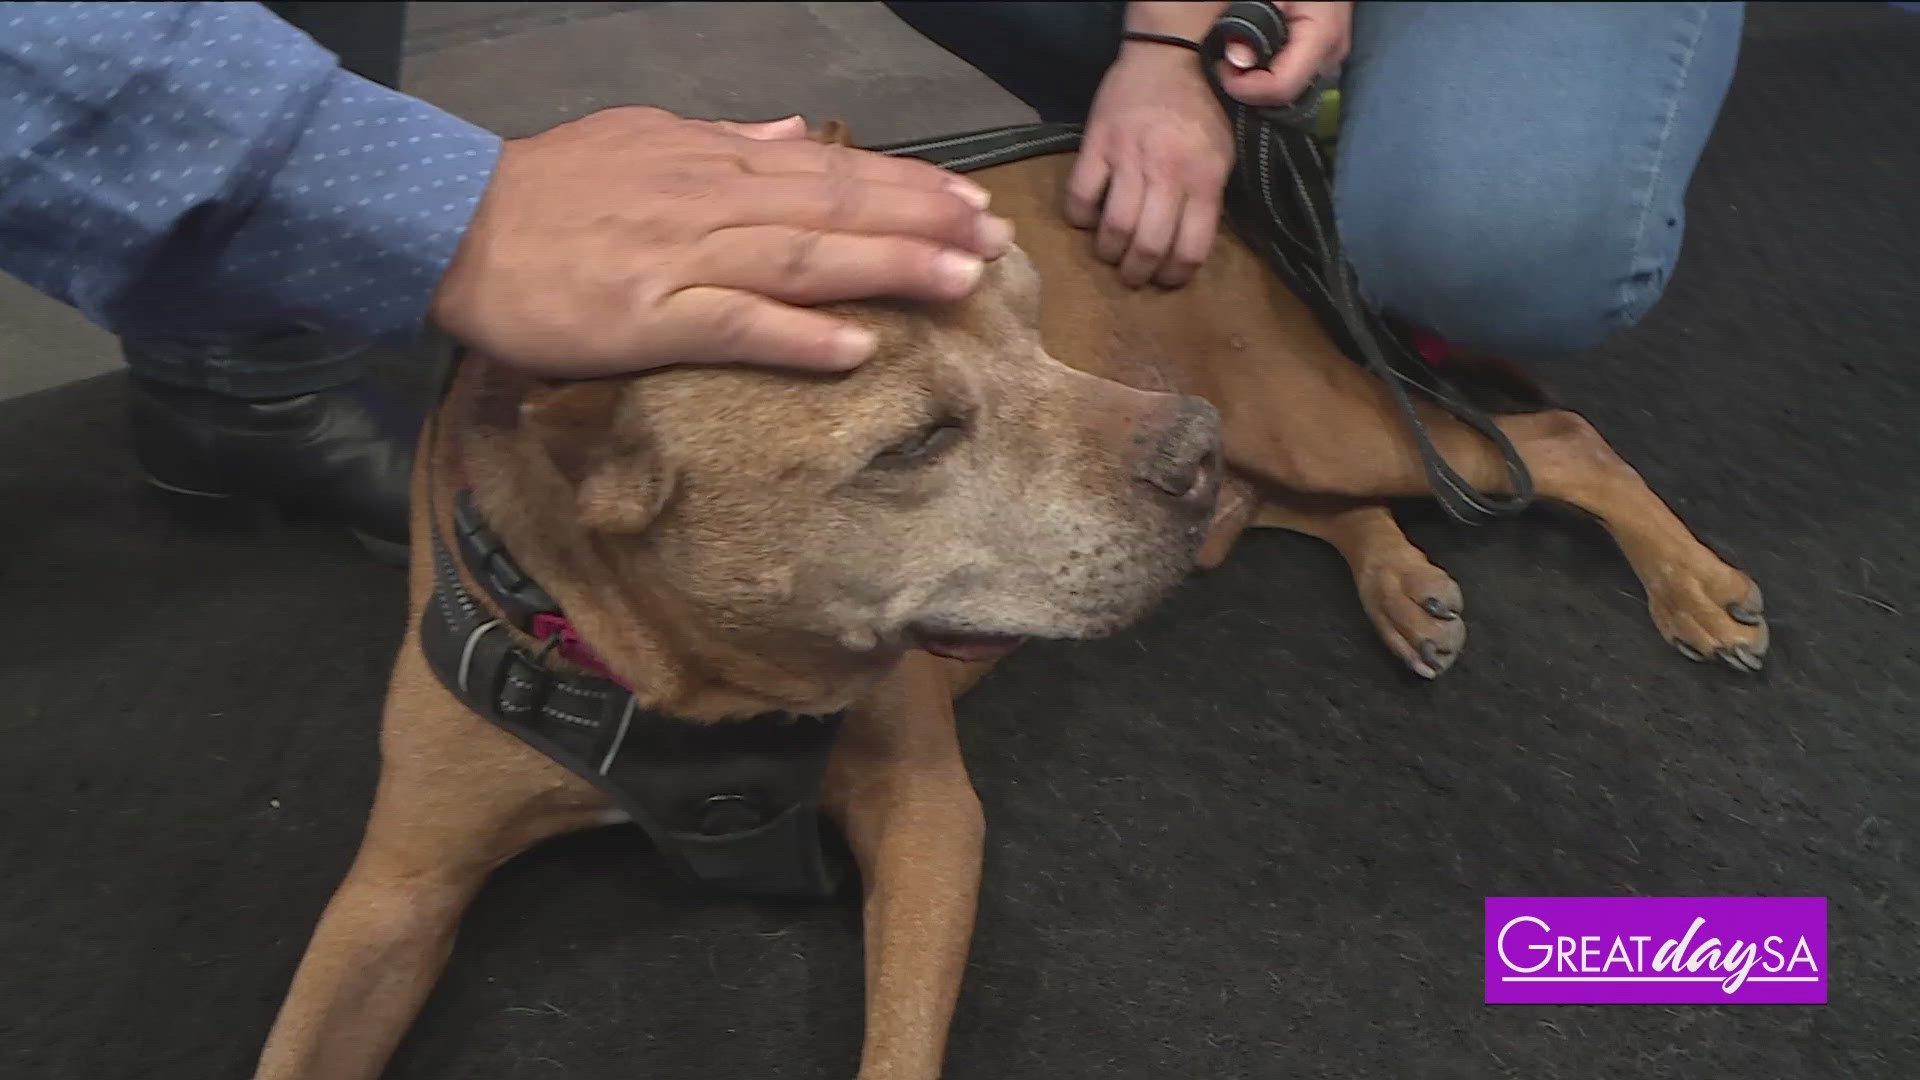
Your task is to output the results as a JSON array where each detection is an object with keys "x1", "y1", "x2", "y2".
[{"x1": 867, "y1": 412, "x2": 968, "y2": 471}]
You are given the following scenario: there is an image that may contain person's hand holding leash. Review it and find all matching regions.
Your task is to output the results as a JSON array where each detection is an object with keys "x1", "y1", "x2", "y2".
[
  {"x1": 431, "y1": 108, "x2": 1011, "y2": 378},
  {"x1": 1214, "y1": 1, "x2": 1352, "y2": 108},
  {"x1": 1066, "y1": 1, "x2": 1350, "y2": 290}
]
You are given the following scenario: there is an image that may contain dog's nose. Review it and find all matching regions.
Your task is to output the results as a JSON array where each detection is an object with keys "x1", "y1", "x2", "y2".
[{"x1": 1134, "y1": 395, "x2": 1223, "y2": 508}]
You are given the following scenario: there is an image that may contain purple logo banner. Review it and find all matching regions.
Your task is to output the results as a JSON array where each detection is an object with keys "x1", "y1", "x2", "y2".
[{"x1": 1485, "y1": 897, "x2": 1826, "y2": 1004}]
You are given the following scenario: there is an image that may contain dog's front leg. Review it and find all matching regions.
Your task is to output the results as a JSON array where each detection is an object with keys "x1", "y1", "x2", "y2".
[
  {"x1": 825, "y1": 652, "x2": 986, "y2": 1080},
  {"x1": 257, "y1": 644, "x2": 612, "y2": 1079},
  {"x1": 255, "y1": 837, "x2": 487, "y2": 1080}
]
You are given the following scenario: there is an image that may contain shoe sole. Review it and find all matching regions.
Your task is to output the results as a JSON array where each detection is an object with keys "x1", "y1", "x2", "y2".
[
  {"x1": 144, "y1": 474, "x2": 238, "y2": 499},
  {"x1": 349, "y1": 529, "x2": 410, "y2": 567},
  {"x1": 142, "y1": 473, "x2": 409, "y2": 567}
]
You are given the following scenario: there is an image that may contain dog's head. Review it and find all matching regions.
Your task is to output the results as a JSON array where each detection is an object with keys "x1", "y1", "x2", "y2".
[{"x1": 496, "y1": 125, "x2": 1222, "y2": 667}]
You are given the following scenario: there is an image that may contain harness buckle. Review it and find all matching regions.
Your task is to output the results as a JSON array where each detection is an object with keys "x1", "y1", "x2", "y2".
[
  {"x1": 693, "y1": 793, "x2": 767, "y2": 836},
  {"x1": 498, "y1": 649, "x2": 554, "y2": 718}
]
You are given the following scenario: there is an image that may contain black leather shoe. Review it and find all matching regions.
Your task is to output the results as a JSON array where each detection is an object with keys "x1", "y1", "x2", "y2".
[{"x1": 129, "y1": 376, "x2": 417, "y2": 564}]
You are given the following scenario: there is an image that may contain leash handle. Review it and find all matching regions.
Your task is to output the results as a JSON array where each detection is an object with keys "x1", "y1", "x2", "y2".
[{"x1": 1203, "y1": 0, "x2": 1325, "y2": 132}]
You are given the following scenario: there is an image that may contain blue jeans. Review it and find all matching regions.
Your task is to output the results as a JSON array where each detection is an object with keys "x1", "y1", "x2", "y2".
[{"x1": 886, "y1": 1, "x2": 1745, "y2": 360}]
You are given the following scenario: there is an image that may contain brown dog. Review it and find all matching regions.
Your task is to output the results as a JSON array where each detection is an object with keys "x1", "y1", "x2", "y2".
[{"x1": 254, "y1": 134, "x2": 1766, "y2": 1079}]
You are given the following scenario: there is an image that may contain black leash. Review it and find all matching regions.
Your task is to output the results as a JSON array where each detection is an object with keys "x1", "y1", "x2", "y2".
[{"x1": 1193, "y1": 1, "x2": 1533, "y2": 522}]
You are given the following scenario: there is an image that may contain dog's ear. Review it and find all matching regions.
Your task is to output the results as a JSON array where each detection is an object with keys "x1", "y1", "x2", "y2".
[
  {"x1": 520, "y1": 381, "x2": 674, "y2": 534},
  {"x1": 813, "y1": 119, "x2": 853, "y2": 147}
]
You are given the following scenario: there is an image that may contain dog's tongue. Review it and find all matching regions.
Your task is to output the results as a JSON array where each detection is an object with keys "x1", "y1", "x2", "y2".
[{"x1": 917, "y1": 633, "x2": 1026, "y2": 662}]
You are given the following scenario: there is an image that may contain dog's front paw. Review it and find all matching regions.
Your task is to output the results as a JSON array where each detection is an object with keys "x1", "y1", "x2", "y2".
[
  {"x1": 1356, "y1": 554, "x2": 1465, "y2": 679},
  {"x1": 1649, "y1": 563, "x2": 1768, "y2": 672}
]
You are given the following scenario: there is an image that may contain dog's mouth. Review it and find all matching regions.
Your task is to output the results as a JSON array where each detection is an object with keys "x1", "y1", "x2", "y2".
[{"x1": 909, "y1": 625, "x2": 1029, "y2": 662}]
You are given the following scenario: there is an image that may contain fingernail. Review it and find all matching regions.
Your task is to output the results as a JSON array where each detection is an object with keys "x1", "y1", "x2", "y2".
[
  {"x1": 1225, "y1": 41, "x2": 1256, "y2": 69},
  {"x1": 934, "y1": 250, "x2": 985, "y2": 295},
  {"x1": 831, "y1": 326, "x2": 877, "y2": 368},
  {"x1": 974, "y1": 214, "x2": 1014, "y2": 255},
  {"x1": 947, "y1": 178, "x2": 991, "y2": 210}
]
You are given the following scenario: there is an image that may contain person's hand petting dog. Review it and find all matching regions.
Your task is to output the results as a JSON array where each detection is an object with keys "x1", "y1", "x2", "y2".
[
  {"x1": 432, "y1": 108, "x2": 1013, "y2": 378},
  {"x1": 1068, "y1": 5, "x2": 1235, "y2": 290},
  {"x1": 1068, "y1": 1, "x2": 1351, "y2": 290}
]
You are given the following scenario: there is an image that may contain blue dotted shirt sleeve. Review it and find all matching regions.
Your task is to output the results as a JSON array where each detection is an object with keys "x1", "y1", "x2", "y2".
[{"x1": 0, "y1": 1, "x2": 502, "y2": 344}]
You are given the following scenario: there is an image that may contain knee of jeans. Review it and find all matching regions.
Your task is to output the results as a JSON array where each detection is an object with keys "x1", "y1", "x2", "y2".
[{"x1": 1341, "y1": 189, "x2": 1675, "y2": 361}]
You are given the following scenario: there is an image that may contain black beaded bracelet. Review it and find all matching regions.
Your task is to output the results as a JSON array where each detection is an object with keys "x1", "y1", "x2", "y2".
[{"x1": 1121, "y1": 30, "x2": 1203, "y2": 52}]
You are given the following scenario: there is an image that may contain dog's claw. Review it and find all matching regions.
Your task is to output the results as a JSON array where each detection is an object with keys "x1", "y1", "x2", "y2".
[
  {"x1": 1726, "y1": 602, "x2": 1763, "y2": 627},
  {"x1": 1415, "y1": 639, "x2": 1452, "y2": 676},
  {"x1": 1420, "y1": 596, "x2": 1459, "y2": 621},
  {"x1": 1672, "y1": 639, "x2": 1708, "y2": 662},
  {"x1": 1719, "y1": 643, "x2": 1764, "y2": 672}
]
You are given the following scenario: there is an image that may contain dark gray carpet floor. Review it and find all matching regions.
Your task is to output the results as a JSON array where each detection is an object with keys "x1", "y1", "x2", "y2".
[{"x1": 2, "y1": 4, "x2": 1915, "y2": 1078}]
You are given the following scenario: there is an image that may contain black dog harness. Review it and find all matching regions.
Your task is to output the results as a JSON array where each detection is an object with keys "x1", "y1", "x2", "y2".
[
  {"x1": 417, "y1": 488, "x2": 847, "y2": 899},
  {"x1": 876, "y1": 1, "x2": 1534, "y2": 525}
]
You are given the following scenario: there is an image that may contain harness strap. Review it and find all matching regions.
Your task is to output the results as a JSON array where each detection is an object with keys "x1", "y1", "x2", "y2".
[
  {"x1": 417, "y1": 489, "x2": 847, "y2": 899},
  {"x1": 873, "y1": 121, "x2": 1084, "y2": 172}
]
